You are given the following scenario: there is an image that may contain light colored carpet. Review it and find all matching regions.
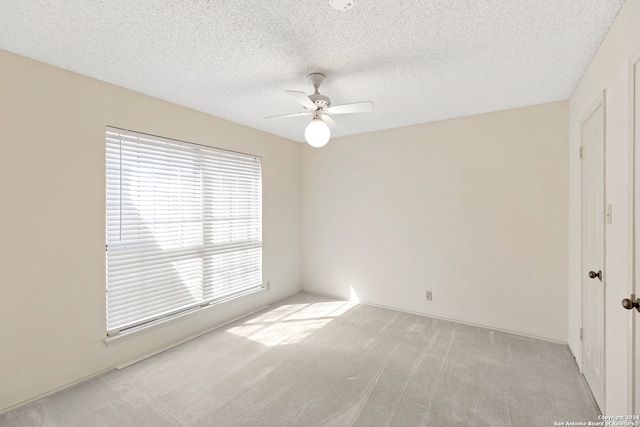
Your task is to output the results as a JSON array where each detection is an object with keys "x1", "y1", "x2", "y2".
[{"x1": 1, "y1": 292, "x2": 599, "y2": 426}]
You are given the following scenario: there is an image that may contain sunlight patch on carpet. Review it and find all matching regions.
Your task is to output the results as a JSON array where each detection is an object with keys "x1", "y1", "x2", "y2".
[{"x1": 227, "y1": 300, "x2": 357, "y2": 346}]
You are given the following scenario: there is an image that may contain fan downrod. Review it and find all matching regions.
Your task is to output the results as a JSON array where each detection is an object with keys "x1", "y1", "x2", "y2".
[
  {"x1": 307, "y1": 73, "x2": 330, "y2": 109},
  {"x1": 307, "y1": 73, "x2": 326, "y2": 93}
]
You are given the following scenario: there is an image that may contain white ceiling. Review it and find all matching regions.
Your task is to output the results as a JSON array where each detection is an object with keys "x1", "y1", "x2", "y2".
[{"x1": 0, "y1": 1, "x2": 625, "y2": 142}]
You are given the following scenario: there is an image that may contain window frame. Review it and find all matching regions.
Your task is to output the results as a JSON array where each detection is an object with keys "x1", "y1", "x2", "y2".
[{"x1": 105, "y1": 127, "x2": 263, "y2": 337}]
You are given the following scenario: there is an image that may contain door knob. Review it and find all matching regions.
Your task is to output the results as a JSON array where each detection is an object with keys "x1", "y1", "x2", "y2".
[
  {"x1": 588, "y1": 270, "x2": 602, "y2": 281},
  {"x1": 622, "y1": 294, "x2": 640, "y2": 312}
]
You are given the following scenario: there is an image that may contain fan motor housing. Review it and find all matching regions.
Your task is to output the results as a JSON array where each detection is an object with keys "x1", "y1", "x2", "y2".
[{"x1": 309, "y1": 93, "x2": 331, "y2": 110}]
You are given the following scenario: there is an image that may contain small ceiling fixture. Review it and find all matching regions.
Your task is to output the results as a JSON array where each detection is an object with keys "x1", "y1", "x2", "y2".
[
  {"x1": 330, "y1": 0, "x2": 354, "y2": 11},
  {"x1": 265, "y1": 72, "x2": 374, "y2": 148}
]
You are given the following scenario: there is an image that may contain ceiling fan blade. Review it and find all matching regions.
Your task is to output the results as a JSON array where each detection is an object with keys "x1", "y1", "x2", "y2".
[
  {"x1": 328, "y1": 101, "x2": 374, "y2": 115},
  {"x1": 264, "y1": 111, "x2": 311, "y2": 119},
  {"x1": 285, "y1": 90, "x2": 317, "y2": 110},
  {"x1": 322, "y1": 114, "x2": 338, "y2": 128}
]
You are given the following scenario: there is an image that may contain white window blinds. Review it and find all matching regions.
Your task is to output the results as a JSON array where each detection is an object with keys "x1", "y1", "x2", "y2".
[{"x1": 105, "y1": 127, "x2": 262, "y2": 336}]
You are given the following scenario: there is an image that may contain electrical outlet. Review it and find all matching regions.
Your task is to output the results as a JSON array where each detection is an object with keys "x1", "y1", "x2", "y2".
[
  {"x1": 266, "y1": 281, "x2": 271, "y2": 291},
  {"x1": 425, "y1": 291, "x2": 432, "y2": 301}
]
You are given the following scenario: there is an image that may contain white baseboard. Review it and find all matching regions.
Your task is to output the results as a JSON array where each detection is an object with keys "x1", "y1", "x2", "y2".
[
  {"x1": 0, "y1": 368, "x2": 113, "y2": 415},
  {"x1": 116, "y1": 305, "x2": 270, "y2": 369},
  {"x1": 302, "y1": 289, "x2": 568, "y2": 346},
  {"x1": 1, "y1": 288, "x2": 303, "y2": 415},
  {"x1": 117, "y1": 289, "x2": 303, "y2": 369}
]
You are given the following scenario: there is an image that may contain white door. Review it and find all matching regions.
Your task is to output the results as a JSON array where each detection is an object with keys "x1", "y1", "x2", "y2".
[
  {"x1": 581, "y1": 96, "x2": 606, "y2": 411},
  {"x1": 632, "y1": 54, "x2": 640, "y2": 416}
]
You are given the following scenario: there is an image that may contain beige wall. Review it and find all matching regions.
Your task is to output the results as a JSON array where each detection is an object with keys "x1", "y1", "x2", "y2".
[
  {"x1": 301, "y1": 101, "x2": 569, "y2": 342},
  {"x1": 568, "y1": 0, "x2": 640, "y2": 415},
  {"x1": 0, "y1": 50, "x2": 302, "y2": 412}
]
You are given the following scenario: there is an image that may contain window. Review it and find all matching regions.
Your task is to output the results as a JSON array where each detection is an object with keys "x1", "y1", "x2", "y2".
[{"x1": 105, "y1": 127, "x2": 262, "y2": 336}]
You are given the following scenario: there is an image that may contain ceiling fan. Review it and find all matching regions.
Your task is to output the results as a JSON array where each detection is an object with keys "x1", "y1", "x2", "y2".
[{"x1": 265, "y1": 73, "x2": 374, "y2": 147}]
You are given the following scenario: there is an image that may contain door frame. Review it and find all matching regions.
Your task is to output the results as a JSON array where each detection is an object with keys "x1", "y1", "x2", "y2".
[
  {"x1": 580, "y1": 90, "x2": 607, "y2": 411},
  {"x1": 627, "y1": 46, "x2": 640, "y2": 415}
]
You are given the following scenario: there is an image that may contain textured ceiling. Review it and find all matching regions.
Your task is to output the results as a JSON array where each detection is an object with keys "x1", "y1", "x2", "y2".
[{"x1": 0, "y1": 0, "x2": 625, "y2": 142}]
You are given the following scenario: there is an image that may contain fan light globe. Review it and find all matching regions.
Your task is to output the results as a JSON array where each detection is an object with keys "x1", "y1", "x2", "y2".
[{"x1": 305, "y1": 118, "x2": 330, "y2": 148}]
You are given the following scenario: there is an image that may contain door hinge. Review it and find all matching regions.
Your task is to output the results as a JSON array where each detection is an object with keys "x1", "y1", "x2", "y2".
[
  {"x1": 579, "y1": 328, "x2": 584, "y2": 341},
  {"x1": 579, "y1": 146, "x2": 584, "y2": 159}
]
